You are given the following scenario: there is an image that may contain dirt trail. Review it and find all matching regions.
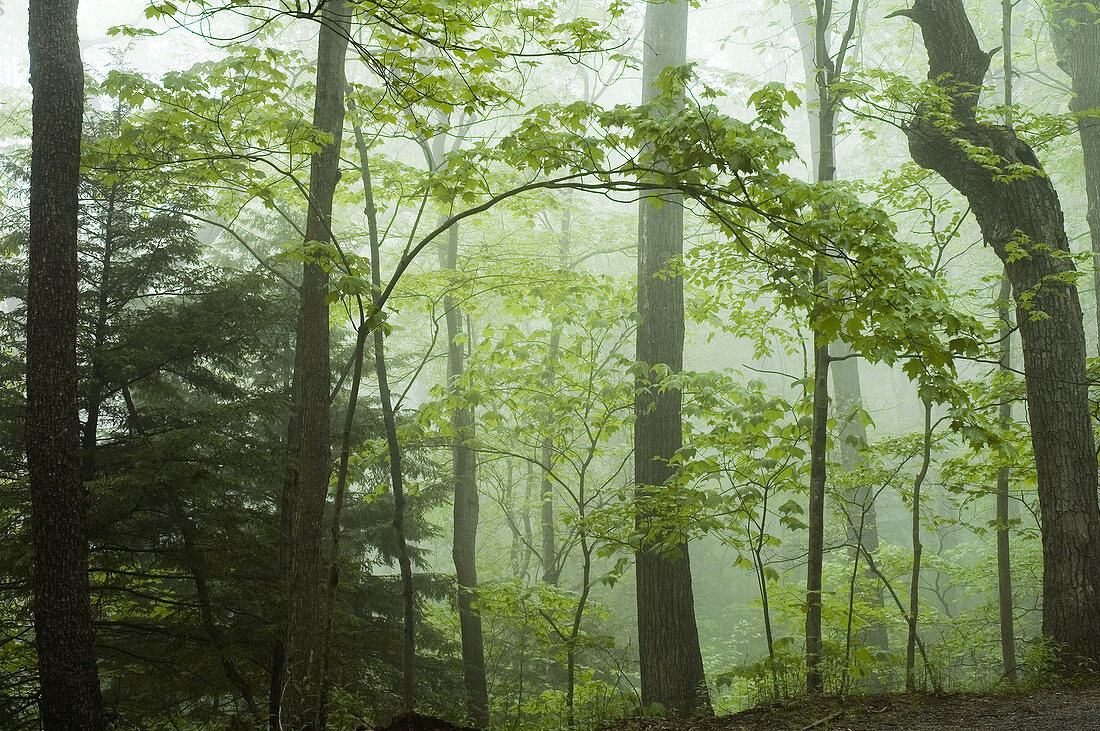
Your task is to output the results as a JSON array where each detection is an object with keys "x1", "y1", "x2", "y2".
[{"x1": 603, "y1": 685, "x2": 1100, "y2": 730}]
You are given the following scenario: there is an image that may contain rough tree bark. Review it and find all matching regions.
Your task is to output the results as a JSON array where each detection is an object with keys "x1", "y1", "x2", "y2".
[
  {"x1": 281, "y1": 4, "x2": 350, "y2": 729},
  {"x1": 26, "y1": 0, "x2": 107, "y2": 727},
  {"x1": 1046, "y1": 0, "x2": 1100, "y2": 350},
  {"x1": 634, "y1": 0, "x2": 711, "y2": 717},
  {"x1": 894, "y1": 0, "x2": 1100, "y2": 671}
]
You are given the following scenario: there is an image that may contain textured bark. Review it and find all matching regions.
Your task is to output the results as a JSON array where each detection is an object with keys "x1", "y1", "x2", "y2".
[
  {"x1": 1047, "y1": 0, "x2": 1100, "y2": 350},
  {"x1": 634, "y1": 0, "x2": 710, "y2": 717},
  {"x1": 281, "y1": 5, "x2": 350, "y2": 729},
  {"x1": 26, "y1": 2, "x2": 106, "y2": 729},
  {"x1": 896, "y1": 0, "x2": 1100, "y2": 671}
]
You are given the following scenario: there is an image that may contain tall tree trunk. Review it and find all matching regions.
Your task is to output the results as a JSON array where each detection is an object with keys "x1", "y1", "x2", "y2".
[
  {"x1": 1047, "y1": 1, "x2": 1100, "y2": 351},
  {"x1": 82, "y1": 182, "x2": 119, "y2": 483},
  {"x1": 635, "y1": 0, "x2": 710, "y2": 717},
  {"x1": 906, "y1": 401, "x2": 932, "y2": 692},
  {"x1": 803, "y1": 0, "x2": 864, "y2": 693},
  {"x1": 995, "y1": 278, "x2": 1017, "y2": 683},
  {"x1": 318, "y1": 320, "x2": 367, "y2": 725},
  {"x1": 805, "y1": 325, "x2": 829, "y2": 694},
  {"x1": 26, "y1": 1, "x2": 106, "y2": 728},
  {"x1": 281, "y1": 5, "x2": 350, "y2": 729},
  {"x1": 996, "y1": 1, "x2": 1017, "y2": 684},
  {"x1": 539, "y1": 198, "x2": 571, "y2": 586},
  {"x1": 351, "y1": 118, "x2": 418, "y2": 712},
  {"x1": 439, "y1": 224, "x2": 489, "y2": 728},
  {"x1": 270, "y1": 332, "x2": 301, "y2": 731},
  {"x1": 895, "y1": 0, "x2": 1100, "y2": 672}
]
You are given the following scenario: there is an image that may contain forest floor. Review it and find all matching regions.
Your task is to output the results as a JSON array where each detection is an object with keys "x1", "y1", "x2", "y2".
[{"x1": 599, "y1": 683, "x2": 1100, "y2": 730}]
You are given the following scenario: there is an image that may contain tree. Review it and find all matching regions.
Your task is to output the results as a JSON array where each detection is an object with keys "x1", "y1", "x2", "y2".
[
  {"x1": 1046, "y1": 0, "x2": 1100, "y2": 349},
  {"x1": 795, "y1": 0, "x2": 869, "y2": 693},
  {"x1": 25, "y1": 0, "x2": 106, "y2": 727},
  {"x1": 634, "y1": 0, "x2": 711, "y2": 717},
  {"x1": 894, "y1": 0, "x2": 1100, "y2": 671},
  {"x1": 997, "y1": 0, "x2": 1018, "y2": 683},
  {"x1": 438, "y1": 219, "x2": 490, "y2": 727},
  {"x1": 281, "y1": 3, "x2": 351, "y2": 728}
]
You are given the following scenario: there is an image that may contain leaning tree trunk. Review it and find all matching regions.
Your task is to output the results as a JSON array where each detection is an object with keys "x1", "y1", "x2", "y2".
[
  {"x1": 26, "y1": 1, "x2": 106, "y2": 728},
  {"x1": 634, "y1": 0, "x2": 711, "y2": 717},
  {"x1": 281, "y1": 5, "x2": 350, "y2": 729},
  {"x1": 895, "y1": 0, "x2": 1100, "y2": 672},
  {"x1": 1047, "y1": 1, "x2": 1100, "y2": 351}
]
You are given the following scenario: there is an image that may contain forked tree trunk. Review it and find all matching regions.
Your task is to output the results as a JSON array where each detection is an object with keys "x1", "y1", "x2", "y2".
[
  {"x1": 895, "y1": 0, "x2": 1100, "y2": 671},
  {"x1": 26, "y1": 1, "x2": 106, "y2": 727},
  {"x1": 634, "y1": 0, "x2": 711, "y2": 717},
  {"x1": 281, "y1": 5, "x2": 350, "y2": 729}
]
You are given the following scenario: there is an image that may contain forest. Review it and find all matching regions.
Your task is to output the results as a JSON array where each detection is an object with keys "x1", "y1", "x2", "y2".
[{"x1": 4, "y1": 0, "x2": 1100, "y2": 728}]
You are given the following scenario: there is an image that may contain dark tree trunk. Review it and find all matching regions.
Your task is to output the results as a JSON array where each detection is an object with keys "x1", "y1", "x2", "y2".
[
  {"x1": 351, "y1": 120, "x2": 418, "y2": 712},
  {"x1": 906, "y1": 401, "x2": 932, "y2": 691},
  {"x1": 996, "y1": 1, "x2": 1017, "y2": 684},
  {"x1": 318, "y1": 319, "x2": 367, "y2": 724},
  {"x1": 634, "y1": 0, "x2": 710, "y2": 717},
  {"x1": 1047, "y1": 1, "x2": 1100, "y2": 350},
  {"x1": 170, "y1": 497, "x2": 258, "y2": 716},
  {"x1": 81, "y1": 182, "x2": 119, "y2": 483},
  {"x1": 996, "y1": 278, "x2": 1017, "y2": 683},
  {"x1": 803, "y1": 0, "x2": 870, "y2": 692},
  {"x1": 26, "y1": 1, "x2": 106, "y2": 728},
  {"x1": 895, "y1": 0, "x2": 1100, "y2": 671},
  {"x1": 805, "y1": 329, "x2": 829, "y2": 694},
  {"x1": 270, "y1": 334, "x2": 301, "y2": 731},
  {"x1": 439, "y1": 223, "x2": 489, "y2": 728},
  {"x1": 281, "y1": 5, "x2": 350, "y2": 729}
]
